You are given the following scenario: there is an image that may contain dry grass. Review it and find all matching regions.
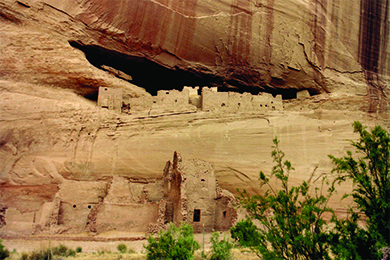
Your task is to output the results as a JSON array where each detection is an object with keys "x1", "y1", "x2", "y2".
[{"x1": 7, "y1": 248, "x2": 259, "y2": 260}]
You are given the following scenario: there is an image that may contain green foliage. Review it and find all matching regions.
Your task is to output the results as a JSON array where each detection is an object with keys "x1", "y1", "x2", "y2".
[
  {"x1": 0, "y1": 240, "x2": 10, "y2": 260},
  {"x1": 235, "y1": 137, "x2": 335, "y2": 260},
  {"x1": 21, "y1": 249, "x2": 51, "y2": 260},
  {"x1": 20, "y1": 244, "x2": 77, "y2": 259},
  {"x1": 144, "y1": 222, "x2": 200, "y2": 260},
  {"x1": 117, "y1": 243, "x2": 127, "y2": 254},
  {"x1": 75, "y1": 246, "x2": 82, "y2": 253},
  {"x1": 209, "y1": 232, "x2": 233, "y2": 260},
  {"x1": 329, "y1": 121, "x2": 390, "y2": 259},
  {"x1": 230, "y1": 218, "x2": 261, "y2": 248},
  {"x1": 127, "y1": 248, "x2": 136, "y2": 254}
]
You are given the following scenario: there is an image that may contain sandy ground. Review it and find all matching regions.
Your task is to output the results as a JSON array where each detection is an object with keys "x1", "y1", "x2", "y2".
[{"x1": 2, "y1": 232, "x2": 259, "y2": 259}]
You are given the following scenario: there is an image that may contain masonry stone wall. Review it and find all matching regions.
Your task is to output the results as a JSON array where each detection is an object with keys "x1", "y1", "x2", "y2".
[
  {"x1": 99, "y1": 86, "x2": 283, "y2": 115},
  {"x1": 97, "y1": 87, "x2": 123, "y2": 113},
  {"x1": 163, "y1": 152, "x2": 237, "y2": 233},
  {"x1": 1, "y1": 153, "x2": 236, "y2": 235},
  {"x1": 202, "y1": 87, "x2": 283, "y2": 113}
]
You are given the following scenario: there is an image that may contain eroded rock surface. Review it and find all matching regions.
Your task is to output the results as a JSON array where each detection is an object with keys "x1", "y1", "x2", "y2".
[{"x1": 0, "y1": 0, "x2": 389, "y2": 236}]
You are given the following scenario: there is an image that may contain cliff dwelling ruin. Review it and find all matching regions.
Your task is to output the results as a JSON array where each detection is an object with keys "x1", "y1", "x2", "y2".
[
  {"x1": 0, "y1": 152, "x2": 237, "y2": 235},
  {"x1": 98, "y1": 86, "x2": 284, "y2": 116}
]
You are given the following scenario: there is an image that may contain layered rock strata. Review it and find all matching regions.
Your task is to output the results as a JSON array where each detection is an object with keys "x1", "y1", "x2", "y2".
[{"x1": 0, "y1": 0, "x2": 389, "y2": 237}]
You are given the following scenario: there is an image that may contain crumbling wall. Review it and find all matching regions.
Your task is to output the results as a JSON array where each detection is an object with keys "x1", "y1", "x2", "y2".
[
  {"x1": 1, "y1": 152, "x2": 237, "y2": 236},
  {"x1": 163, "y1": 152, "x2": 237, "y2": 233},
  {"x1": 164, "y1": 152, "x2": 185, "y2": 226},
  {"x1": 184, "y1": 86, "x2": 201, "y2": 108},
  {"x1": 56, "y1": 180, "x2": 108, "y2": 232},
  {"x1": 214, "y1": 190, "x2": 237, "y2": 231},
  {"x1": 201, "y1": 87, "x2": 228, "y2": 112},
  {"x1": 95, "y1": 203, "x2": 159, "y2": 232},
  {"x1": 97, "y1": 87, "x2": 123, "y2": 112},
  {"x1": 178, "y1": 158, "x2": 217, "y2": 232},
  {"x1": 201, "y1": 87, "x2": 283, "y2": 112},
  {"x1": 93, "y1": 176, "x2": 162, "y2": 233},
  {"x1": 100, "y1": 86, "x2": 282, "y2": 115},
  {"x1": 129, "y1": 88, "x2": 198, "y2": 115}
]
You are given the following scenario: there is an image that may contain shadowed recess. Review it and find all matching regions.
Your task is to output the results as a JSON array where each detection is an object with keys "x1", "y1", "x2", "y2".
[{"x1": 69, "y1": 41, "x2": 303, "y2": 100}]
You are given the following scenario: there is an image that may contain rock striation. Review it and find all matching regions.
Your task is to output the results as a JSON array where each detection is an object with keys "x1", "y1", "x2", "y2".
[
  {"x1": 1, "y1": 0, "x2": 389, "y2": 108},
  {"x1": 0, "y1": 0, "x2": 389, "y2": 237}
]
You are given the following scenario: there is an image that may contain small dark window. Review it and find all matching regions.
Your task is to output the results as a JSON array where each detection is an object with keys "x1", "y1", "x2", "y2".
[
  {"x1": 73, "y1": 205, "x2": 76, "y2": 208},
  {"x1": 201, "y1": 179, "x2": 205, "y2": 182},
  {"x1": 88, "y1": 205, "x2": 91, "y2": 209},
  {"x1": 223, "y1": 211, "x2": 227, "y2": 218},
  {"x1": 238, "y1": 103, "x2": 241, "y2": 106},
  {"x1": 104, "y1": 88, "x2": 108, "y2": 91},
  {"x1": 175, "y1": 99, "x2": 178, "y2": 102},
  {"x1": 153, "y1": 101, "x2": 156, "y2": 103},
  {"x1": 260, "y1": 104, "x2": 263, "y2": 107},
  {"x1": 221, "y1": 103, "x2": 225, "y2": 107},
  {"x1": 193, "y1": 209, "x2": 201, "y2": 222}
]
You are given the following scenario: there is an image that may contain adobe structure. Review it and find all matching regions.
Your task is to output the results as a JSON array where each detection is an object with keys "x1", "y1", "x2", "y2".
[
  {"x1": 97, "y1": 87, "x2": 123, "y2": 113},
  {"x1": 161, "y1": 151, "x2": 237, "y2": 233},
  {"x1": 97, "y1": 86, "x2": 283, "y2": 115},
  {"x1": 0, "y1": 152, "x2": 236, "y2": 235}
]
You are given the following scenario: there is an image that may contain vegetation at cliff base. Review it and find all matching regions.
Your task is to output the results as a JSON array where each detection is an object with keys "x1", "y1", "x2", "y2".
[
  {"x1": 232, "y1": 137, "x2": 335, "y2": 260},
  {"x1": 144, "y1": 223, "x2": 200, "y2": 260},
  {"x1": 0, "y1": 240, "x2": 10, "y2": 260},
  {"x1": 329, "y1": 121, "x2": 390, "y2": 259},
  {"x1": 231, "y1": 121, "x2": 390, "y2": 260}
]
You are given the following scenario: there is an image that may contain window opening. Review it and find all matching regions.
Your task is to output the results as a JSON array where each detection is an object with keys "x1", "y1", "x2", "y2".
[
  {"x1": 223, "y1": 211, "x2": 227, "y2": 218},
  {"x1": 193, "y1": 209, "x2": 201, "y2": 222},
  {"x1": 201, "y1": 179, "x2": 205, "y2": 182}
]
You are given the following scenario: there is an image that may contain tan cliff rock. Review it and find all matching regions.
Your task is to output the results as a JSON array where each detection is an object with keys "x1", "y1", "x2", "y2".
[{"x1": 0, "y1": 0, "x2": 389, "y2": 236}]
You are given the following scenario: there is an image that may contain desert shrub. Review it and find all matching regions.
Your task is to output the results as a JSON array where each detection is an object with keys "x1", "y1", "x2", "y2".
[
  {"x1": 209, "y1": 232, "x2": 233, "y2": 260},
  {"x1": 0, "y1": 240, "x2": 10, "y2": 260},
  {"x1": 117, "y1": 244, "x2": 127, "y2": 254},
  {"x1": 329, "y1": 121, "x2": 390, "y2": 259},
  {"x1": 20, "y1": 252, "x2": 29, "y2": 260},
  {"x1": 75, "y1": 246, "x2": 82, "y2": 253},
  {"x1": 127, "y1": 248, "x2": 136, "y2": 254},
  {"x1": 233, "y1": 137, "x2": 335, "y2": 260},
  {"x1": 144, "y1": 222, "x2": 200, "y2": 260},
  {"x1": 20, "y1": 244, "x2": 77, "y2": 260},
  {"x1": 52, "y1": 244, "x2": 76, "y2": 257},
  {"x1": 230, "y1": 218, "x2": 261, "y2": 248},
  {"x1": 23, "y1": 249, "x2": 51, "y2": 260}
]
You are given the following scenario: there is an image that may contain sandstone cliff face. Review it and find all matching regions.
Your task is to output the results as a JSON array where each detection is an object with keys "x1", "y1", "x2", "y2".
[
  {"x1": 1, "y1": 0, "x2": 389, "y2": 104},
  {"x1": 0, "y1": 0, "x2": 389, "y2": 236}
]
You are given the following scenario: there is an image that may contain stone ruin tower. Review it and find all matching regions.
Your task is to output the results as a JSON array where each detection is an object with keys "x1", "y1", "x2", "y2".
[{"x1": 163, "y1": 152, "x2": 237, "y2": 232}]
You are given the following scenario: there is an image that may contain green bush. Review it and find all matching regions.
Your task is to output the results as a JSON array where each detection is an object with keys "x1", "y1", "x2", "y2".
[
  {"x1": 23, "y1": 249, "x2": 51, "y2": 260},
  {"x1": 230, "y1": 218, "x2": 261, "y2": 248},
  {"x1": 52, "y1": 244, "x2": 76, "y2": 257},
  {"x1": 234, "y1": 137, "x2": 335, "y2": 260},
  {"x1": 209, "y1": 232, "x2": 233, "y2": 260},
  {"x1": 0, "y1": 240, "x2": 10, "y2": 260},
  {"x1": 127, "y1": 248, "x2": 136, "y2": 254},
  {"x1": 21, "y1": 244, "x2": 77, "y2": 260},
  {"x1": 117, "y1": 244, "x2": 127, "y2": 254},
  {"x1": 329, "y1": 121, "x2": 390, "y2": 259},
  {"x1": 144, "y1": 222, "x2": 200, "y2": 260},
  {"x1": 75, "y1": 246, "x2": 82, "y2": 253}
]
